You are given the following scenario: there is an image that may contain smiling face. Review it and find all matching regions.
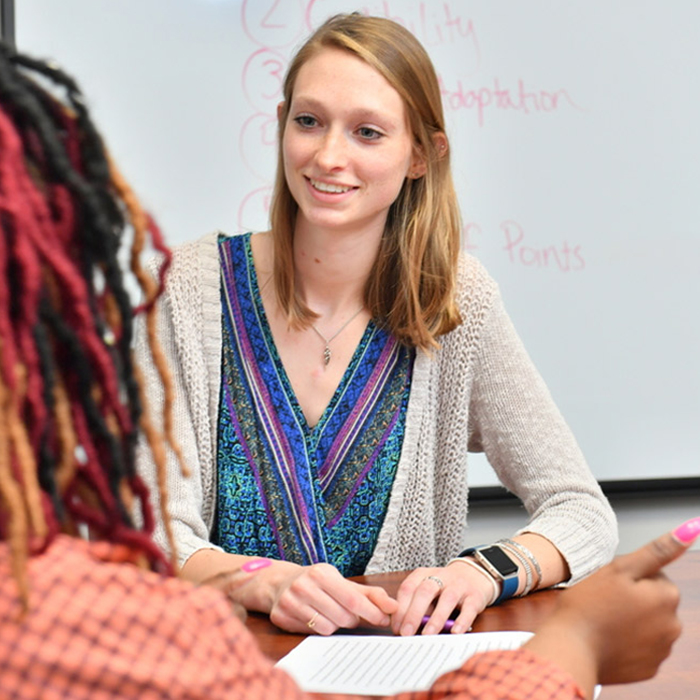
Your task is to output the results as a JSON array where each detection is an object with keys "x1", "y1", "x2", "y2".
[{"x1": 281, "y1": 46, "x2": 423, "y2": 238}]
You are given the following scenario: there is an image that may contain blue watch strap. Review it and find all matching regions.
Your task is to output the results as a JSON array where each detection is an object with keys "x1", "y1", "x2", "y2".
[
  {"x1": 458, "y1": 545, "x2": 519, "y2": 605},
  {"x1": 493, "y1": 570, "x2": 519, "y2": 604}
]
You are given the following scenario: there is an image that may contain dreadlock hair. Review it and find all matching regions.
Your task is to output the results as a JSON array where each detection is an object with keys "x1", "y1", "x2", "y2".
[{"x1": 0, "y1": 42, "x2": 186, "y2": 610}]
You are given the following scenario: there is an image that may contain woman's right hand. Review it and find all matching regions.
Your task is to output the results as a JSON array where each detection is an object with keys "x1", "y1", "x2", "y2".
[
  {"x1": 262, "y1": 560, "x2": 398, "y2": 635},
  {"x1": 525, "y1": 517, "x2": 699, "y2": 697},
  {"x1": 182, "y1": 548, "x2": 397, "y2": 635}
]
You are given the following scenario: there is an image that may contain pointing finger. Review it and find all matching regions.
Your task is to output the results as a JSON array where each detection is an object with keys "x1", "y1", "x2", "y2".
[
  {"x1": 616, "y1": 517, "x2": 700, "y2": 580},
  {"x1": 199, "y1": 558, "x2": 272, "y2": 594}
]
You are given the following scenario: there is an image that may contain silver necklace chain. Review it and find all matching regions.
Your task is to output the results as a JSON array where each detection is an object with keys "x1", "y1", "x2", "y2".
[{"x1": 311, "y1": 307, "x2": 365, "y2": 366}]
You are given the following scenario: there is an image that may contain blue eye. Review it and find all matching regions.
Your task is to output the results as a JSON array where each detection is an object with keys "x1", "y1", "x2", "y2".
[
  {"x1": 293, "y1": 115, "x2": 317, "y2": 128},
  {"x1": 357, "y1": 127, "x2": 382, "y2": 140}
]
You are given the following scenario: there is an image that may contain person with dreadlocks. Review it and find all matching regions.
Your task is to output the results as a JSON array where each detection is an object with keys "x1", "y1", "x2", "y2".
[
  {"x1": 0, "y1": 40, "x2": 698, "y2": 700},
  {"x1": 0, "y1": 40, "x2": 274, "y2": 695}
]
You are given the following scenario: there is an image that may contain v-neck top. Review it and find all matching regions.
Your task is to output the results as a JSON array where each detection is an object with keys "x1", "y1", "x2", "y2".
[{"x1": 214, "y1": 233, "x2": 414, "y2": 576}]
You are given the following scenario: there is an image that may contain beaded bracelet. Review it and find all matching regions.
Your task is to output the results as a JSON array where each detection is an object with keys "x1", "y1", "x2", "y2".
[
  {"x1": 447, "y1": 556, "x2": 500, "y2": 606},
  {"x1": 498, "y1": 538, "x2": 543, "y2": 591},
  {"x1": 498, "y1": 542, "x2": 533, "y2": 596}
]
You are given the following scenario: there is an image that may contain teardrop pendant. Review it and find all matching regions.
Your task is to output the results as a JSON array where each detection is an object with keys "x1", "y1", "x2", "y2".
[{"x1": 310, "y1": 306, "x2": 364, "y2": 368}]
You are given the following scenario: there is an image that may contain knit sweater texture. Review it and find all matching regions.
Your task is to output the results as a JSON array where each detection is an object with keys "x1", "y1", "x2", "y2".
[{"x1": 135, "y1": 231, "x2": 617, "y2": 582}]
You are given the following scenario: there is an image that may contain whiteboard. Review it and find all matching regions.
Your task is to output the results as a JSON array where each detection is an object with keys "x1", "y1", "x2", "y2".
[{"x1": 16, "y1": 0, "x2": 700, "y2": 486}]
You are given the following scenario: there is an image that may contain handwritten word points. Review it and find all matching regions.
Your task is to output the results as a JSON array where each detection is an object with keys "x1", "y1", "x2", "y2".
[{"x1": 502, "y1": 221, "x2": 585, "y2": 272}]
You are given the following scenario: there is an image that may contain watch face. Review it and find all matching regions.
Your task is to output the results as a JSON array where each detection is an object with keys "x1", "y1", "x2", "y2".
[{"x1": 479, "y1": 546, "x2": 519, "y2": 576}]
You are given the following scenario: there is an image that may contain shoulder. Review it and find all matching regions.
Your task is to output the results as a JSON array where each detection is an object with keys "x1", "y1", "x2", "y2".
[
  {"x1": 143, "y1": 230, "x2": 216, "y2": 282},
  {"x1": 11, "y1": 538, "x2": 271, "y2": 696},
  {"x1": 451, "y1": 252, "x2": 503, "y2": 331},
  {"x1": 455, "y1": 252, "x2": 499, "y2": 300},
  {"x1": 164, "y1": 230, "x2": 222, "y2": 276},
  {"x1": 35, "y1": 537, "x2": 235, "y2": 628},
  {"x1": 149, "y1": 229, "x2": 256, "y2": 274},
  {"x1": 146, "y1": 231, "x2": 240, "y2": 305},
  {"x1": 427, "y1": 253, "x2": 504, "y2": 369}
]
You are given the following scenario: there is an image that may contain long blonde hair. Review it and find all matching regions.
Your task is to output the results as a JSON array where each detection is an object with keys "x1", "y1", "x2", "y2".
[{"x1": 269, "y1": 13, "x2": 462, "y2": 350}]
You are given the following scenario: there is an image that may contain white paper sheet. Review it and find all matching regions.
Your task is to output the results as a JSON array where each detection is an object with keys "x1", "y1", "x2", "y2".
[{"x1": 276, "y1": 630, "x2": 533, "y2": 695}]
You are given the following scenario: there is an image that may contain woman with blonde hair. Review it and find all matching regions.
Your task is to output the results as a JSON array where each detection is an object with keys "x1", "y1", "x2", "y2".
[{"x1": 136, "y1": 13, "x2": 617, "y2": 637}]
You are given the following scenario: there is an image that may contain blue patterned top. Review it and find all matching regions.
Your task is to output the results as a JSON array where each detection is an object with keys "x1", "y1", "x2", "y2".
[{"x1": 215, "y1": 233, "x2": 414, "y2": 576}]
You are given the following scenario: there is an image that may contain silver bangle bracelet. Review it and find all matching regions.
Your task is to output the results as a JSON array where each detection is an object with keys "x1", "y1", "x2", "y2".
[
  {"x1": 447, "y1": 556, "x2": 500, "y2": 606},
  {"x1": 497, "y1": 542, "x2": 533, "y2": 597},
  {"x1": 498, "y1": 538, "x2": 543, "y2": 590}
]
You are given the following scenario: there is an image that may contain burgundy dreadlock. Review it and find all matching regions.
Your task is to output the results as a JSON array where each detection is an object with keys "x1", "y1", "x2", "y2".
[{"x1": 0, "y1": 42, "x2": 185, "y2": 609}]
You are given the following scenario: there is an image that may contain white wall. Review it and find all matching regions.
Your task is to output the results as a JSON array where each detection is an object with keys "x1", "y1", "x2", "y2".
[
  {"x1": 464, "y1": 495, "x2": 700, "y2": 555},
  {"x1": 16, "y1": 0, "x2": 700, "y2": 488}
]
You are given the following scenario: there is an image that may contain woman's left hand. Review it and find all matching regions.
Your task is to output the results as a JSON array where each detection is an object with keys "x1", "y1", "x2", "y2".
[{"x1": 391, "y1": 562, "x2": 495, "y2": 636}]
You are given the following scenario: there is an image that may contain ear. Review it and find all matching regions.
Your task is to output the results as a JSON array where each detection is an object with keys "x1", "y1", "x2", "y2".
[
  {"x1": 408, "y1": 132, "x2": 448, "y2": 179},
  {"x1": 408, "y1": 150, "x2": 427, "y2": 180},
  {"x1": 277, "y1": 101, "x2": 286, "y2": 125},
  {"x1": 432, "y1": 132, "x2": 448, "y2": 160}
]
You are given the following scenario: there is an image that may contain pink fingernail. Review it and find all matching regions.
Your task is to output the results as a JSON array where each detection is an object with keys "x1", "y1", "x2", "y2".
[
  {"x1": 672, "y1": 517, "x2": 700, "y2": 544},
  {"x1": 242, "y1": 558, "x2": 272, "y2": 573}
]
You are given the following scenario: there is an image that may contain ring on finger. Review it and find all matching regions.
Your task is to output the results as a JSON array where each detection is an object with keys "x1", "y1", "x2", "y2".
[
  {"x1": 307, "y1": 611, "x2": 319, "y2": 629},
  {"x1": 424, "y1": 575, "x2": 444, "y2": 589}
]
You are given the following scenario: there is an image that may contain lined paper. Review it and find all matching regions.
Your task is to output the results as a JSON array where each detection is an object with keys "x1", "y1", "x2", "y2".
[{"x1": 276, "y1": 631, "x2": 533, "y2": 695}]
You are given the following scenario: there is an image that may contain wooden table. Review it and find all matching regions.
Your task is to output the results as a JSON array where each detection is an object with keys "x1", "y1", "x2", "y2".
[{"x1": 246, "y1": 551, "x2": 699, "y2": 698}]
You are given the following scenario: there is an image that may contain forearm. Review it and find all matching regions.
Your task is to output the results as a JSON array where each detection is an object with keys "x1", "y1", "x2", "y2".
[
  {"x1": 181, "y1": 548, "x2": 302, "y2": 613},
  {"x1": 453, "y1": 533, "x2": 569, "y2": 605},
  {"x1": 509, "y1": 532, "x2": 570, "y2": 594},
  {"x1": 470, "y1": 291, "x2": 618, "y2": 583},
  {"x1": 524, "y1": 620, "x2": 596, "y2": 700}
]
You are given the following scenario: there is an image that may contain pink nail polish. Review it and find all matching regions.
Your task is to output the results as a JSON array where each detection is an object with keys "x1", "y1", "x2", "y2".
[
  {"x1": 672, "y1": 517, "x2": 700, "y2": 544},
  {"x1": 241, "y1": 558, "x2": 272, "y2": 573}
]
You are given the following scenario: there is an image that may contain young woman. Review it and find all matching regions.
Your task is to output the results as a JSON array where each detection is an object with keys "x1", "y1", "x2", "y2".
[{"x1": 136, "y1": 13, "x2": 617, "y2": 637}]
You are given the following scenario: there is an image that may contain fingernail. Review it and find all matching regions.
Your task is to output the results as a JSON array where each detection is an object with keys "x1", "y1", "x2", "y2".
[
  {"x1": 672, "y1": 517, "x2": 700, "y2": 544},
  {"x1": 401, "y1": 624, "x2": 414, "y2": 636},
  {"x1": 241, "y1": 558, "x2": 272, "y2": 573}
]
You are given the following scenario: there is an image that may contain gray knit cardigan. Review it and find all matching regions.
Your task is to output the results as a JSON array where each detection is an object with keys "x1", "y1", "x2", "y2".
[{"x1": 135, "y1": 231, "x2": 618, "y2": 583}]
